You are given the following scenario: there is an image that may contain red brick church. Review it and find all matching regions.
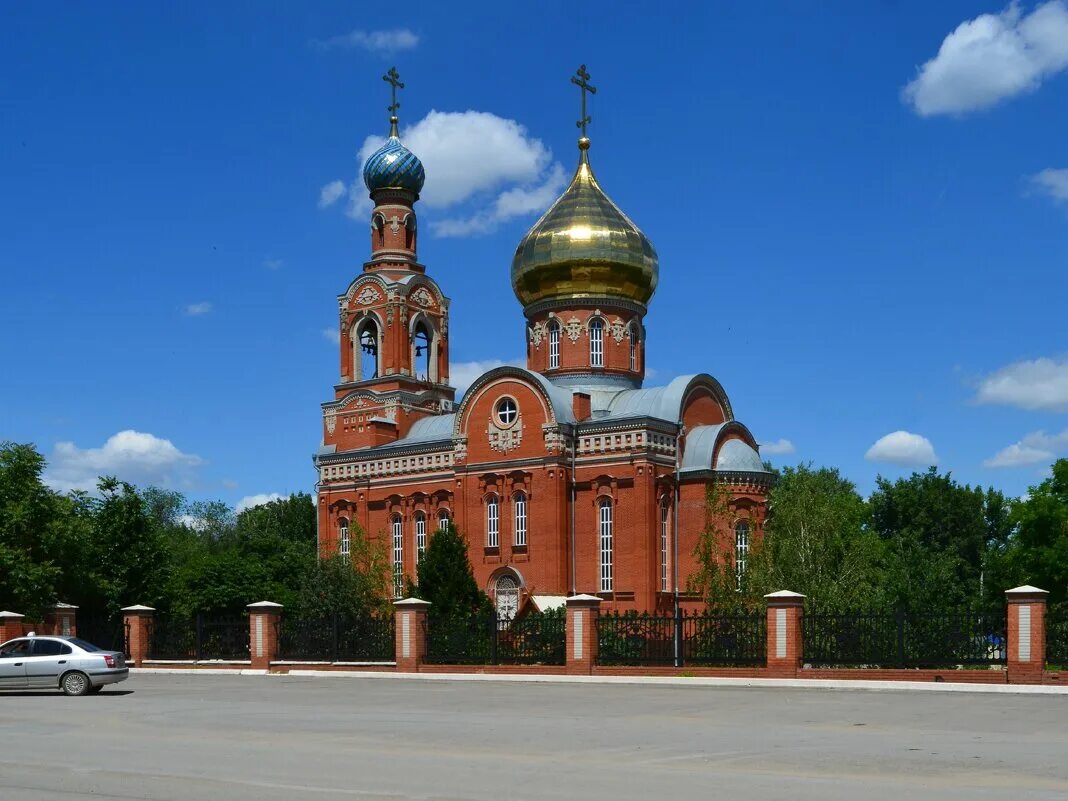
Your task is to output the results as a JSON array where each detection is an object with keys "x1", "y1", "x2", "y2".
[{"x1": 315, "y1": 68, "x2": 773, "y2": 616}]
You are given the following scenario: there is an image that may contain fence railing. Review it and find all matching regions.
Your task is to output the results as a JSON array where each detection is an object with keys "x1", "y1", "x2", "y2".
[
  {"x1": 76, "y1": 614, "x2": 130, "y2": 656},
  {"x1": 597, "y1": 610, "x2": 766, "y2": 667},
  {"x1": 424, "y1": 610, "x2": 566, "y2": 666},
  {"x1": 1047, "y1": 603, "x2": 1068, "y2": 668},
  {"x1": 803, "y1": 609, "x2": 1007, "y2": 668},
  {"x1": 150, "y1": 614, "x2": 249, "y2": 661},
  {"x1": 276, "y1": 614, "x2": 395, "y2": 662}
]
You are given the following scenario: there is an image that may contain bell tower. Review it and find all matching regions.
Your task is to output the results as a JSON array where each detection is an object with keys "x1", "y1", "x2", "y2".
[{"x1": 322, "y1": 69, "x2": 454, "y2": 452}]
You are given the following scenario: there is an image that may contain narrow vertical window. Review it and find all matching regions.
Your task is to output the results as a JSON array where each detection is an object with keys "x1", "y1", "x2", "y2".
[
  {"x1": 392, "y1": 515, "x2": 404, "y2": 598},
  {"x1": 599, "y1": 497, "x2": 613, "y2": 592},
  {"x1": 548, "y1": 321, "x2": 561, "y2": 369},
  {"x1": 339, "y1": 518, "x2": 350, "y2": 557},
  {"x1": 486, "y1": 495, "x2": 499, "y2": 548},
  {"x1": 735, "y1": 520, "x2": 750, "y2": 592},
  {"x1": 514, "y1": 492, "x2": 527, "y2": 547},
  {"x1": 590, "y1": 318, "x2": 604, "y2": 368},
  {"x1": 628, "y1": 323, "x2": 638, "y2": 372},
  {"x1": 660, "y1": 500, "x2": 669, "y2": 592},
  {"x1": 415, "y1": 512, "x2": 427, "y2": 561},
  {"x1": 437, "y1": 508, "x2": 450, "y2": 531}
]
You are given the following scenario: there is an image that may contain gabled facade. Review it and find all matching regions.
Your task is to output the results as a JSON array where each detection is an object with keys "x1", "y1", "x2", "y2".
[{"x1": 315, "y1": 70, "x2": 773, "y2": 614}]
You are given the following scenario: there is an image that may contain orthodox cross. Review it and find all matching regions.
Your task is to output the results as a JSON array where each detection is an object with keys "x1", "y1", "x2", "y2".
[
  {"x1": 383, "y1": 67, "x2": 404, "y2": 116},
  {"x1": 571, "y1": 64, "x2": 596, "y2": 137}
]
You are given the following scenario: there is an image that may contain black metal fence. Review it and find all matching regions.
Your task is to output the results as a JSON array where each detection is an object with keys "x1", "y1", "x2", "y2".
[
  {"x1": 150, "y1": 614, "x2": 250, "y2": 661},
  {"x1": 424, "y1": 610, "x2": 566, "y2": 666},
  {"x1": 803, "y1": 609, "x2": 1007, "y2": 668},
  {"x1": 597, "y1": 610, "x2": 766, "y2": 667},
  {"x1": 1047, "y1": 603, "x2": 1068, "y2": 668},
  {"x1": 276, "y1": 614, "x2": 395, "y2": 662},
  {"x1": 76, "y1": 614, "x2": 129, "y2": 656}
]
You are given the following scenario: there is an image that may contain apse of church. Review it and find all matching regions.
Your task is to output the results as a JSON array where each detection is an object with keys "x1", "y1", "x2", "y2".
[{"x1": 315, "y1": 66, "x2": 773, "y2": 615}]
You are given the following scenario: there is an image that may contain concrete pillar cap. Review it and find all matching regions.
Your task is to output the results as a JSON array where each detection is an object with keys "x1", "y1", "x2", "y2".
[
  {"x1": 0, "y1": 611, "x2": 26, "y2": 619},
  {"x1": 247, "y1": 601, "x2": 284, "y2": 610},
  {"x1": 120, "y1": 604, "x2": 156, "y2": 613},
  {"x1": 393, "y1": 598, "x2": 432, "y2": 609},
  {"x1": 1005, "y1": 585, "x2": 1048, "y2": 596},
  {"x1": 53, "y1": 602, "x2": 79, "y2": 609},
  {"x1": 566, "y1": 594, "x2": 602, "y2": 605},
  {"x1": 764, "y1": 590, "x2": 806, "y2": 599}
]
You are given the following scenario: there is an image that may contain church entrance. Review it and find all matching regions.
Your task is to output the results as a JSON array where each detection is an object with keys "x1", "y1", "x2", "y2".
[{"x1": 494, "y1": 574, "x2": 519, "y2": 624}]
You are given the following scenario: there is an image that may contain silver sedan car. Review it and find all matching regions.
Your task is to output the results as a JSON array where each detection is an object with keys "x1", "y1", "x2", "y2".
[{"x1": 0, "y1": 635, "x2": 129, "y2": 695}]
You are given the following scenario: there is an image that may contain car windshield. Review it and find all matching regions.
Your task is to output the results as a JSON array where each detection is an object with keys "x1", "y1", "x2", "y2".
[{"x1": 67, "y1": 637, "x2": 104, "y2": 652}]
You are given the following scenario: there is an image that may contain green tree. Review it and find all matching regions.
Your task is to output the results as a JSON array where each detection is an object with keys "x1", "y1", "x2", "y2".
[
  {"x1": 411, "y1": 524, "x2": 491, "y2": 619},
  {"x1": 1004, "y1": 459, "x2": 1068, "y2": 603}
]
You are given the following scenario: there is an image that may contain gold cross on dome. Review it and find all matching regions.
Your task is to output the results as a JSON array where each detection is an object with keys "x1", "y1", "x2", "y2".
[
  {"x1": 383, "y1": 67, "x2": 404, "y2": 115},
  {"x1": 571, "y1": 64, "x2": 596, "y2": 137}
]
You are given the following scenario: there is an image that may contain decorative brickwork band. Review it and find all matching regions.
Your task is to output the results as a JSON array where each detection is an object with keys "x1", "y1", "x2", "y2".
[
  {"x1": 1005, "y1": 585, "x2": 1048, "y2": 685},
  {"x1": 121, "y1": 605, "x2": 156, "y2": 667},
  {"x1": 394, "y1": 598, "x2": 431, "y2": 672},
  {"x1": 765, "y1": 591, "x2": 805, "y2": 678},
  {"x1": 247, "y1": 601, "x2": 284, "y2": 671},
  {"x1": 566, "y1": 594, "x2": 601, "y2": 674}
]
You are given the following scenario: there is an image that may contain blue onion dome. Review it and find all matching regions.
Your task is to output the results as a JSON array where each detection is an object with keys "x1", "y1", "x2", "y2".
[{"x1": 362, "y1": 118, "x2": 425, "y2": 196}]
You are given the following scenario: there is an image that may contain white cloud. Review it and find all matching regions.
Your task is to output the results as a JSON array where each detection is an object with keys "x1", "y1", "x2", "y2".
[
  {"x1": 760, "y1": 438, "x2": 796, "y2": 456},
  {"x1": 44, "y1": 430, "x2": 205, "y2": 493},
  {"x1": 263, "y1": 257, "x2": 283, "y2": 270},
  {"x1": 975, "y1": 356, "x2": 1068, "y2": 411},
  {"x1": 221, "y1": 479, "x2": 239, "y2": 490},
  {"x1": 176, "y1": 513, "x2": 209, "y2": 531},
  {"x1": 235, "y1": 493, "x2": 288, "y2": 514},
  {"x1": 984, "y1": 428, "x2": 1068, "y2": 467},
  {"x1": 865, "y1": 430, "x2": 939, "y2": 467},
  {"x1": 450, "y1": 359, "x2": 523, "y2": 395},
  {"x1": 183, "y1": 301, "x2": 212, "y2": 316},
  {"x1": 902, "y1": 1, "x2": 1068, "y2": 116},
  {"x1": 1030, "y1": 167, "x2": 1068, "y2": 204},
  {"x1": 321, "y1": 327, "x2": 340, "y2": 345},
  {"x1": 332, "y1": 110, "x2": 565, "y2": 237},
  {"x1": 318, "y1": 180, "x2": 346, "y2": 208},
  {"x1": 312, "y1": 28, "x2": 419, "y2": 54}
]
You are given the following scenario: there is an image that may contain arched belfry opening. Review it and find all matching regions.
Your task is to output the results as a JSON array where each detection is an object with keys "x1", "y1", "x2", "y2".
[{"x1": 354, "y1": 317, "x2": 380, "y2": 381}]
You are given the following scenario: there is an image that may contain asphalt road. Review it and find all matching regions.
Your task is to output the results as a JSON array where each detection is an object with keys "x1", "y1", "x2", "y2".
[{"x1": 1, "y1": 673, "x2": 1066, "y2": 800}]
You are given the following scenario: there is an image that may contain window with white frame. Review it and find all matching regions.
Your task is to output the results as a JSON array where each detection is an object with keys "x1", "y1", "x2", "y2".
[
  {"x1": 735, "y1": 520, "x2": 750, "y2": 592},
  {"x1": 660, "y1": 500, "x2": 670, "y2": 592},
  {"x1": 339, "y1": 518, "x2": 350, "y2": 557},
  {"x1": 590, "y1": 318, "x2": 604, "y2": 368},
  {"x1": 392, "y1": 515, "x2": 404, "y2": 598},
  {"x1": 548, "y1": 321, "x2": 561, "y2": 369},
  {"x1": 629, "y1": 324, "x2": 638, "y2": 372},
  {"x1": 437, "y1": 508, "x2": 450, "y2": 531},
  {"x1": 514, "y1": 492, "x2": 527, "y2": 547},
  {"x1": 415, "y1": 512, "x2": 427, "y2": 562},
  {"x1": 486, "y1": 495, "x2": 499, "y2": 548},
  {"x1": 599, "y1": 497, "x2": 613, "y2": 592}
]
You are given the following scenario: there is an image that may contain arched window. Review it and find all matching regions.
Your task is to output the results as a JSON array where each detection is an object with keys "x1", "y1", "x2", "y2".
[
  {"x1": 735, "y1": 520, "x2": 750, "y2": 592},
  {"x1": 357, "y1": 319, "x2": 379, "y2": 381},
  {"x1": 598, "y1": 497, "x2": 613, "y2": 592},
  {"x1": 391, "y1": 515, "x2": 404, "y2": 598},
  {"x1": 590, "y1": 318, "x2": 604, "y2": 368},
  {"x1": 413, "y1": 323, "x2": 431, "y2": 381},
  {"x1": 339, "y1": 518, "x2": 350, "y2": 557},
  {"x1": 437, "y1": 508, "x2": 450, "y2": 531},
  {"x1": 495, "y1": 574, "x2": 519, "y2": 623},
  {"x1": 514, "y1": 492, "x2": 527, "y2": 547},
  {"x1": 659, "y1": 500, "x2": 670, "y2": 592},
  {"x1": 548, "y1": 321, "x2": 561, "y2": 369},
  {"x1": 415, "y1": 512, "x2": 427, "y2": 562},
  {"x1": 486, "y1": 495, "x2": 500, "y2": 548}
]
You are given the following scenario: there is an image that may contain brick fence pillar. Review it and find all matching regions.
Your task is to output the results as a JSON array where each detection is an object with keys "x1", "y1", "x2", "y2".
[
  {"x1": 566, "y1": 594, "x2": 601, "y2": 675},
  {"x1": 765, "y1": 591, "x2": 805, "y2": 678},
  {"x1": 394, "y1": 598, "x2": 431, "y2": 672},
  {"x1": 1006, "y1": 585, "x2": 1048, "y2": 685},
  {"x1": 247, "y1": 601, "x2": 283, "y2": 671},
  {"x1": 0, "y1": 611, "x2": 26, "y2": 642},
  {"x1": 45, "y1": 603, "x2": 78, "y2": 636},
  {"x1": 122, "y1": 605, "x2": 156, "y2": 666}
]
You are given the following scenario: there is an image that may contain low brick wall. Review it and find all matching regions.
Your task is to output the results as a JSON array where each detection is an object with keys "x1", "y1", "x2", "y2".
[
  {"x1": 271, "y1": 662, "x2": 396, "y2": 673},
  {"x1": 593, "y1": 666, "x2": 765, "y2": 679},
  {"x1": 417, "y1": 664, "x2": 569, "y2": 676},
  {"x1": 801, "y1": 668, "x2": 1007, "y2": 684}
]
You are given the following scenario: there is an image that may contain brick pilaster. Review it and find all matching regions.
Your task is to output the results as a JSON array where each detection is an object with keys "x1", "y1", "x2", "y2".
[
  {"x1": 247, "y1": 601, "x2": 284, "y2": 671},
  {"x1": 45, "y1": 603, "x2": 78, "y2": 636},
  {"x1": 121, "y1": 605, "x2": 155, "y2": 666},
  {"x1": 566, "y1": 594, "x2": 601, "y2": 674},
  {"x1": 0, "y1": 611, "x2": 26, "y2": 642},
  {"x1": 394, "y1": 598, "x2": 431, "y2": 672},
  {"x1": 765, "y1": 591, "x2": 805, "y2": 677},
  {"x1": 1006, "y1": 585, "x2": 1048, "y2": 685}
]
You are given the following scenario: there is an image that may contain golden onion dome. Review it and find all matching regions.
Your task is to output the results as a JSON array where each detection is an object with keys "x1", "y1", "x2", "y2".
[{"x1": 511, "y1": 138, "x2": 658, "y2": 309}]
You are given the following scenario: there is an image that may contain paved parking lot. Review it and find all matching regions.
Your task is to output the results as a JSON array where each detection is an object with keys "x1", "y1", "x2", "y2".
[{"x1": 1, "y1": 672, "x2": 1066, "y2": 800}]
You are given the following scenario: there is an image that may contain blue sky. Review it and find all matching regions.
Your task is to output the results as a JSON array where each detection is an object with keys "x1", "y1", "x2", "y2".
[{"x1": 2, "y1": 1, "x2": 1067, "y2": 509}]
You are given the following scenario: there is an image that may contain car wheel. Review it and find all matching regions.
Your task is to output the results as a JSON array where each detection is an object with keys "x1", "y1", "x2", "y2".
[{"x1": 61, "y1": 671, "x2": 91, "y2": 697}]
